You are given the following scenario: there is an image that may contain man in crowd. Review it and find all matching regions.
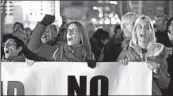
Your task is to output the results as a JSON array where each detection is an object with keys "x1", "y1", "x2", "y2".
[
  {"x1": 90, "y1": 28, "x2": 110, "y2": 61},
  {"x1": 155, "y1": 14, "x2": 173, "y2": 46},
  {"x1": 27, "y1": 14, "x2": 61, "y2": 61},
  {"x1": 104, "y1": 12, "x2": 138, "y2": 61},
  {"x1": 155, "y1": 14, "x2": 173, "y2": 96}
]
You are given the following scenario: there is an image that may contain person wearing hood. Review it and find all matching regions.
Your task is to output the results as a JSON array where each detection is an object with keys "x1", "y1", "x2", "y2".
[
  {"x1": 117, "y1": 15, "x2": 170, "y2": 95},
  {"x1": 53, "y1": 22, "x2": 94, "y2": 62}
]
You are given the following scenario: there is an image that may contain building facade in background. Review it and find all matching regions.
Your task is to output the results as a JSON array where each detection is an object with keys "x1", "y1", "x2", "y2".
[{"x1": 1, "y1": 1, "x2": 173, "y2": 33}]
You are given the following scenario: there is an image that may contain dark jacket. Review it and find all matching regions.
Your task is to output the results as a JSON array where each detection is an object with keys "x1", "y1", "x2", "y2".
[
  {"x1": 155, "y1": 31, "x2": 173, "y2": 96},
  {"x1": 27, "y1": 23, "x2": 59, "y2": 61},
  {"x1": 103, "y1": 31, "x2": 124, "y2": 62},
  {"x1": 155, "y1": 31, "x2": 173, "y2": 47},
  {"x1": 90, "y1": 37, "x2": 104, "y2": 61},
  {"x1": 117, "y1": 42, "x2": 170, "y2": 95}
]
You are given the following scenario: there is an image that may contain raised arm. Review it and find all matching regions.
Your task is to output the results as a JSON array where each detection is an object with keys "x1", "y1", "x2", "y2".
[{"x1": 27, "y1": 14, "x2": 55, "y2": 53}]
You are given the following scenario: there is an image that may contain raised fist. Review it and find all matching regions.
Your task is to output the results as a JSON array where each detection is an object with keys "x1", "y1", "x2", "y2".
[{"x1": 41, "y1": 14, "x2": 55, "y2": 26}]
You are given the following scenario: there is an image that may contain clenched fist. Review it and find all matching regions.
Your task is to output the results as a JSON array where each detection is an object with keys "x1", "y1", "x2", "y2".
[{"x1": 41, "y1": 14, "x2": 55, "y2": 26}]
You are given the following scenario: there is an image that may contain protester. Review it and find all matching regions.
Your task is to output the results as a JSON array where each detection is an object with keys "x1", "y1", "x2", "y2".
[
  {"x1": 2, "y1": 34, "x2": 46, "y2": 62},
  {"x1": 155, "y1": 14, "x2": 173, "y2": 46},
  {"x1": 27, "y1": 14, "x2": 60, "y2": 61},
  {"x1": 103, "y1": 12, "x2": 138, "y2": 62},
  {"x1": 162, "y1": 17, "x2": 173, "y2": 96},
  {"x1": 117, "y1": 15, "x2": 170, "y2": 95},
  {"x1": 53, "y1": 22, "x2": 94, "y2": 61},
  {"x1": 120, "y1": 12, "x2": 139, "y2": 48},
  {"x1": 12, "y1": 22, "x2": 29, "y2": 45},
  {"x1": 103, "y1": 24, "x2": 123, "y2": 61},
  {"x1": 13, "y1": 22, "x2": 24, "y2": 33},
  {"x1": 90, "y1": 28, "x2": 110, "y2": 61}
]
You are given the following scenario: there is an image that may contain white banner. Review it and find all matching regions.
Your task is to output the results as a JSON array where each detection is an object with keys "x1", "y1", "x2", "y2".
[{"x1": 1, "y1": 62, "x2": 152, "y2": 95}]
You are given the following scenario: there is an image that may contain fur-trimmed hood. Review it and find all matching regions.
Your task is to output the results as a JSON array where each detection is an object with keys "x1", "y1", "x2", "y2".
[{"x1": 129, "y1": 41, "x2": 168, "y2": 59}]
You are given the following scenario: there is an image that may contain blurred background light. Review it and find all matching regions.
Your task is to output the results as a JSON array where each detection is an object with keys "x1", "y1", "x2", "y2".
[{"x1": 109, "y1": 1, "x2": 118, "y2": 5}]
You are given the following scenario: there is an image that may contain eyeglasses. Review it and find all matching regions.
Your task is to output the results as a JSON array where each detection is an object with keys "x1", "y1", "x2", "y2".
[{"x1": 67, "y1": 28, "x2": 78, "y2": 33}]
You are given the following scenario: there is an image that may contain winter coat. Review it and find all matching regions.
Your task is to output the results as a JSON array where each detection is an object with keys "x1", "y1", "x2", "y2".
[
  {"x1": 117, "y1": 41, "x2": 170, "y2": 95},
  {"x1": 90, "y1": 37, "x2": 104, "y2": 61},
  {"x1": 103, "y1": 31, "x2": 124, "y2": 62},
  {"x1": 155, "y1": 31, "x2": 173, "y2": 96},
  {"x1": 53, "y1": 43, "x2": 87, "y2": 61},
  {"x1": 27, "y1": 22, "x2": 59, "y2": 61}
]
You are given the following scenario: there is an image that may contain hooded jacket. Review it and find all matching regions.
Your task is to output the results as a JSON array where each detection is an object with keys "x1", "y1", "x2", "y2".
[
  {"x1": 117, "y1": 15, "x2": 170, "y2": 95},
  {"x1": 117, "y1": 41, "x2": 170, "y2": 95}
]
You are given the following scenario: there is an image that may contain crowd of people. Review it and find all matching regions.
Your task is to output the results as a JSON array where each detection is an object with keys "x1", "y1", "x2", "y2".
[{"x1": 1, "y1": 12, "x2": 173, "y2": 95}]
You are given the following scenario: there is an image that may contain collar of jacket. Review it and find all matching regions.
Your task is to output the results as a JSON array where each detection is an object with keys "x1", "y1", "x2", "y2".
[
  {"x1": 129, "y1": 40, "x2": 165, "y2": 59},
  {"x1": 2, "y1": 53, "x2": 25, "y2": 62}
]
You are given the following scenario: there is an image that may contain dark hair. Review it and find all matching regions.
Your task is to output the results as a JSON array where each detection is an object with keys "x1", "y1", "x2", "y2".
[
  {"x1": 3, "y1": 34, "x2": 46, "y2": 61},
  {"x1": 93, "y1": 28, "x2": 109, "y2": 40},
  {"x1": 13, "y1": 22, "x2": 24, "y2": 30},
  {"x1": 114, "y1": 24, "x2": 121, "y2": 35}
]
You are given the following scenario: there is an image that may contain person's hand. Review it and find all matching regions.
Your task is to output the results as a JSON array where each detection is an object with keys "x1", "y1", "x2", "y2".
[
  {"x1": 87, "y1": 60, "x2": 96, "y2": 69},
  {"x1": 26, "y1": 60, "x2": 35, "y2": 66},
  {"x1": 147, "y1": 61, "x2": 160, "y2": 74},
  {"x1": 119, "y1": 58, "x2": 130, "y2": 66},
  {"x1": 41, "y1": 14, "x2": 55, "y2": 26}
]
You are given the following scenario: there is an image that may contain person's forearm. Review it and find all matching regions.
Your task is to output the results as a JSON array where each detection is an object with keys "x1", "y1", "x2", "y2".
[{"x1": 27, "y1": 22, "x2": 47, "y2": 52}]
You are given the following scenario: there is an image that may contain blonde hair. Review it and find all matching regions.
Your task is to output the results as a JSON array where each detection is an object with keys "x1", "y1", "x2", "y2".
[
  {"x1": 121, "y1": 12, "x2": 139, "y2": 28},
  {"x1": 131, "y1": 15, "x2": 156, "y2": 45}
]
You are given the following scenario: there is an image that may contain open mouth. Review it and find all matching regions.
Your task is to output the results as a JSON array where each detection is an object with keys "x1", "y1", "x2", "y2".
[
  {"x1": 4, "y1": 49, "x2": 9, "y2": 54},
  {"x1": 68, "y1": 38, "x2": 73, "y2": 41},
  {"x1": 42, "y1": 36, "x2": 47, "y2": 39},
  {"x1": 140, "y1": 34, "x2": 146, "y2": 37}
]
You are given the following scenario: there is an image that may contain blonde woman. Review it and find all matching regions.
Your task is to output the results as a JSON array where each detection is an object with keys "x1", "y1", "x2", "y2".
[{"x1": 117, "y1": 15, "x2": 170, "y2": 95}]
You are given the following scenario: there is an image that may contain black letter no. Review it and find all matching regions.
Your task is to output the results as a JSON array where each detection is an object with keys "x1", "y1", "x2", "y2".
[
  {"x1": 90, "y1": 75, "x2": 108, "y2": 96},
  {"x1": 7, "y1": 81, "x2": 25, "y2": 95},
  {"x1": 68, "y1": 76, "x2": 86, "y2": 96}
]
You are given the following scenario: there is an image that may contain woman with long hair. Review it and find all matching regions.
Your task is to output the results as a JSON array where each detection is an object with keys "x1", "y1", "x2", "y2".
[
  {"x1": 53, "y1": 22, "x2": 94, "y2": 61},
  {"x1": 117, "y1": 15, "x2": 170, "y2": 95}
]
